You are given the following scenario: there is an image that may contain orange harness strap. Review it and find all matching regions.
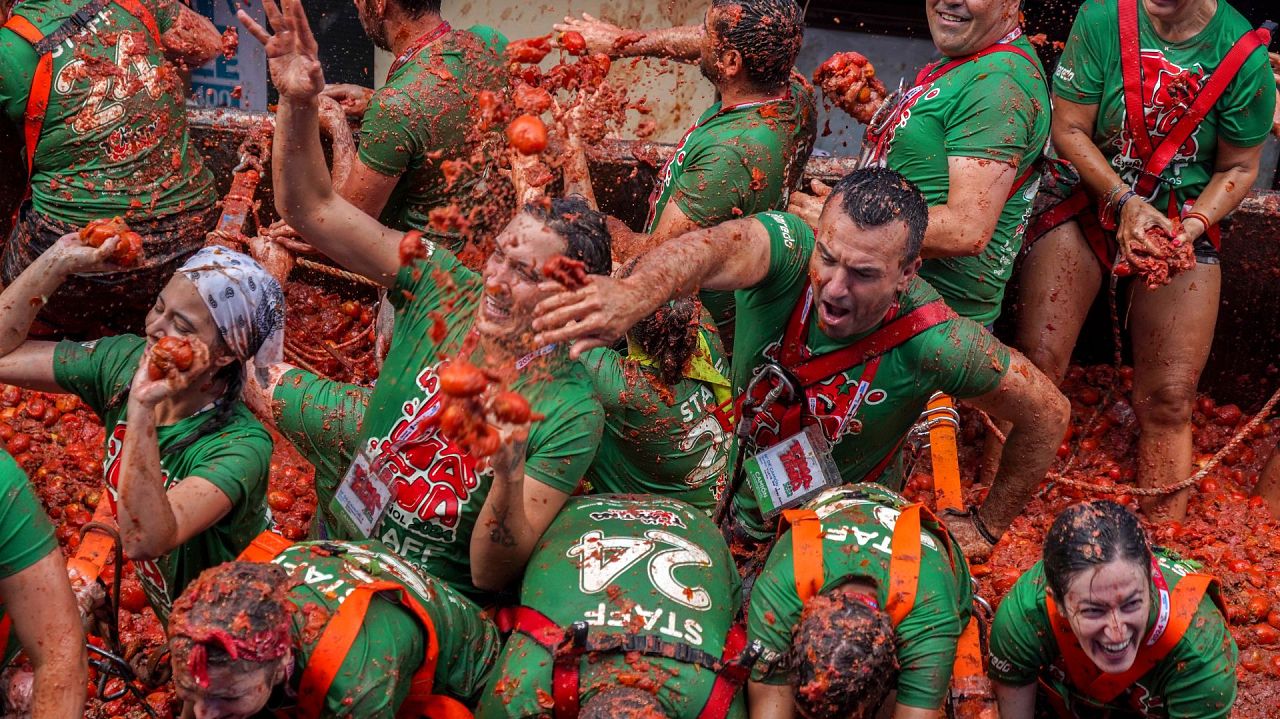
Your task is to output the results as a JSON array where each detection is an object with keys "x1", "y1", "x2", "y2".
[
  {"x1": 780, "y1": 504, "x2": 925, "y2": 627},
  {"x1": 1044, "y1": 573, "x2": 1221, "y2": 705},
  {"x1": 236, "y1": 533, "x2": 470, "y2": 719}
]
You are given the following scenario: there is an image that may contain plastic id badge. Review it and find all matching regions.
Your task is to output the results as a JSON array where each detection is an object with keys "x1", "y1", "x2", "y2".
[
  {"x1": 744, "y1": 425, "x2": 841, "y2": 519},
  {"x1": 332, "y1": 448, "x2": 394, "y2": 538}
]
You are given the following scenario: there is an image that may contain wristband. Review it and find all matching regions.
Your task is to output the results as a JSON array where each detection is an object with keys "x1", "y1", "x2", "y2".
[
  {"x1": 1103, "y1": 182, "x2": 1128, "y2": 208},
  {"x1": 1184, "y1": 211, "x2": 1212, "y2": 231},
  {"x1": 1113, "y1": 190, "x2": 1137, "y2": 216}
]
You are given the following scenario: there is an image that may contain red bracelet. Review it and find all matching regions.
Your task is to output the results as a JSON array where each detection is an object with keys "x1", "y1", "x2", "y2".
[{"x1": 1184, "y1": 211, "x2": 1213, "y2": 230}]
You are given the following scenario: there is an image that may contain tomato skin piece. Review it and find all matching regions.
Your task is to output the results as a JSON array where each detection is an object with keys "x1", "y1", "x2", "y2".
[
  {"x1": 491, "y1": 391, "x2": 533, "y2": 424},
  {"x1": 559, "y1": 30, "x2": 587, "y2": 55}
]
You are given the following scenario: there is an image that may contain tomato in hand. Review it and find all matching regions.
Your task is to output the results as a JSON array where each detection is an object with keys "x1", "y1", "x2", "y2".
[
  {"x1": 559, "y1": 30, "x2": 587, "y2": 55},
  {"x1": 148, "y1": 337, "x2": 195, "y2": 380}
]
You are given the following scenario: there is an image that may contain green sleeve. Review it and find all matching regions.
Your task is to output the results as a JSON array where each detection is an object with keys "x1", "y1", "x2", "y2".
[
  {"x1": 466, "y1": 24, "x2": 509, "y2": 55},
  {"x1": 358, "y1": 87, "x2": 424, "y2": 178},
  {"x1": 580, "y1": 348, "x2": 625, "y2": 413},
  {"x1": 183, "y1": 418, "x2": 273, "y2": 510},
  {"x1": 1215, "y1": 51, "x2": 1277, "y2": 148},
  {"x1": 1160, "y1": 598, "x2": 1237, "y2": 719},
  {"x1": 744, "y1": 541, "x2": 801, "y2": 685},
  {"x1": 943, "y1": 64, "x2": 1042, "y2": 165},
  {"x1": 272, "y1": 369, "x2": 369, "y2": 504},
  {"x1": 892, "y1": 560, "x2": 962, "y2": 709},
  {"x1": 743, "y1": 211, "x2": 812, "y2": 297},
  {"x1": 987, "y1": 566, "x2": 1052, "y2": 686},
  {"x1": 0, "y1": 34, "x2": 32, "y2": 126},
  {"x1": 1052, "y1": 0, "x2": 1111, "y2": 104},
  {"x1": 52, "y1": 335, "x2": 145, "y2": 416},
  {"x1": 146, "y1": 0, "x2": 179, "y2": 34},
  {"x1": 924, "y1": 318, "x2": 1010, "y2": 399},
  {"x1": 0, "y1": 452, "x2": 57, "y2": 579},
  {"x1": 524, "y1": 387, "x2": 603, "y2": 494},
  {"x1": 323, "y1": 598, "x2": 424, "y2": 718}
]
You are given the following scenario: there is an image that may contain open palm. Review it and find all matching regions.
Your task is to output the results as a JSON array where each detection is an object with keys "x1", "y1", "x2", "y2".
[{"x1": 237, "y1": 0, "x2": 324, "y2": 101}]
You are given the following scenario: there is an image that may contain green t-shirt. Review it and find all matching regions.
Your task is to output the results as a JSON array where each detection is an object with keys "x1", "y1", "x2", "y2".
[
  {"x1": 0, "y1": 450, "x2": 59, "y2": 669},
  {"x1": 645, "y1": 75, "x2": 817, "y2": 335},
  {"x1": 476, "y1": 495, "x2": 744, "y2": 719},
  {"x1": 747, "y1": 485, "x2": 972, "y2": 711},
  {"x1": 988, "y1": 554, "x2": 1237, "y2": 718},
  {"x1": 262, "y1": 539, "x2": 499, "y2": 716},
  {"x1": 53, "y1": 334, "x2": 271, "y2": 622},
  {"x1": 880, "y1": 33, "x2": 1049, "y2": 325},
  {"x1": 275, "y1": 240, "x2": 602, "y2": 601},
  {"x1": 358, "y1": 25, "x2": 509, "y2": 244},
  {"x1": 0, "y1": 0, "x2": 216, "y2": 224},
  {"x1": 1053, "y1": 0, "x2": 1275, "y2": 211},
  {"x1": 729, "y1": 212, "x2": 1010, "y2": 538},
  {"x1": 580, "y1": 327, "x2": 732, "y2": 514}
]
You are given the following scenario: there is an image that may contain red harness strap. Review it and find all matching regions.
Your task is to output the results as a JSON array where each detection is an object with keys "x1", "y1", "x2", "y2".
[
  {"x1": 510, "y1": 605, "x2": 754, "y2": 719},
  {"x1": 0, "y1": 612, "x2": 11, "y2": 663},
  {"x1": 236, "y1": 533, "x2": 472, "y2": 719},
  {"x1": 1042, "y1": 568, "x2": 1225, "y2": 707},
  {"x1": 3, "y1": 0, "x2": 161, "y2": 178}
]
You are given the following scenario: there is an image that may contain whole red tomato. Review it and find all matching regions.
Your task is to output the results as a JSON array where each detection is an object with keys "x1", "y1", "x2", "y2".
[{"x1": 506, "y1": 114, "x2": 549, "y2": 155}]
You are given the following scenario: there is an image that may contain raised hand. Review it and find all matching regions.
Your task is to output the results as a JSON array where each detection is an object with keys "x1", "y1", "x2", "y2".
[
  {"x1": 237, "y1": 0, "x2": 324, "y2": 102},
  {"x1": 553, "y1": 13, "x2": 625, "y2": 56}
]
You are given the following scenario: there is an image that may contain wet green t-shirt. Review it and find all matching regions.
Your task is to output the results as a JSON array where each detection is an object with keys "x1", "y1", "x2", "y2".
[
  {"x1": 0, "y1": 0, "x2": 216, "y2": 224},
  {"x1": 276, "y1": 240, "x2": 602, "y2": 601},
  {"x1": 358, "y1": 25, "x2": 509, "y2": 244},
  {"x1": 729, "y1": 212, "x2": 1010, "y2": 538},
  {"x1": 580, "y1": 326, "x2": 732, "y2": 514},
  {"x1": 53, "y1": 334, "x2": 271, "y2": 622},
  {"x1": 882, "y1": 33, "x2": 1050, "y2": 324},
  {"x1": 476, "y1": 495, "x2": 744, "y2": 719},
  {"x1": 0, "y1": 450, "x2": 59, "y2": 669},
  {"x1": 747, "y1": 485, "x2": 972, "y2": 710},
  {"x1": 1053, "y1": 0, "x2": 1275, "y2": 211},
  {"x1": 263, "y1": 539, "x2": 499, "y2": 716},
  {"x1": 645, "y1": 75, "x2": 817, "y2": 335},
  {"x1": 988, "y1": 553, "x2": 1237, "y2": 718}
]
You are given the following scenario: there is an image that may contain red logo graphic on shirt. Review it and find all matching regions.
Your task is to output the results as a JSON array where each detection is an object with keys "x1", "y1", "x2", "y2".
[
  {"x1": 1111, "y1": 50, "x2": 1206, "y2": 187},
  {"x1": 367, "y1": 364, "x2": 485, "y2": 542},
  {"x1": 101, "y1": 422, "x2": 171, "y2": 611}
]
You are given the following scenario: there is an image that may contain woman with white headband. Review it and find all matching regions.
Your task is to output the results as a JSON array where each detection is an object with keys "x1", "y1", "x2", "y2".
[{"x1": 0, "y1": 234, "x2": 281, "y2": 624}]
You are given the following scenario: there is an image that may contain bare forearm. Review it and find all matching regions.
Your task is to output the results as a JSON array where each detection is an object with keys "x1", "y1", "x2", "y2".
[
  {"x1": 562, "y1": 140, "x2": 598, "y2": 209},
  {"x1": 0, "y1": 251, "x2": 70, "y2": 358},
  {"x1": 1053, "y1": 123, "x2": 1124, "y2": 199},
  {"x1": 1190, "y1": 164, "x2": 1258, "y2": 224},
  {"x1": 617, "y1": 25, "x2": 702, "y2": 61},
  {"x1": 30, "y1": 643, "x2": 86, "y2": 719},
  {"x1": 980, "y1": 407, "x2": 1067, "y2": 535},
  {"x1": 117, "y1": 400, "x2": 178, "y2": 561},
  {"x1": 326, "y1": 116, "x2": 357, "y2": 189},
  {"x1": 471, "y1": 474, "x2": 540, "y2": 591},
  {"x1": 275, "y1": 97, "x2": 336, "y2": 234},
  {"x1": 921, "y1": 204, "x2": 995, "y2": 258}
]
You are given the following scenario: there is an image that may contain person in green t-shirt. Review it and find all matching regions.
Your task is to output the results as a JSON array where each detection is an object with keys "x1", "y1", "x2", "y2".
[
  {"x1": 792, "y1": 0, "x2": 1050, "y2": 327},
  {"x1": 989, "y1": 501, "x2": 1237, "y2": 719},
  {"x1": 532, "y1": 166, "x2": 1068, "y2": 563},
  {"x1": 0, "y1": 450, "x2": 86, "y2": 719},
  {"x1": 240, "y1": 0, "x2": 605, "y2": 600},
  {"x1": 476, "y1": 494, "x2": 747, "y2": 719},
  {"x1": 1014, "y1": 0, "x2": 1275, "y2": 522},
  {"x1": 0, "y1": 240, "x2": 279, "y2": 623},
  {"x1": 168, "y1": 539, "x2": 499, "y2": 718},
  {"x1": 555, "y1": 0, "x2": 817, "y2": 342},
  {"x1": 581, "y1": 295, "x2": 733, "y2": 515},
  {"x1": 747, "y1": 485, "x2": 972, "y2": 719},
  {"x1": 0, "y1": 0, "x2": 222, "y2": 335}
]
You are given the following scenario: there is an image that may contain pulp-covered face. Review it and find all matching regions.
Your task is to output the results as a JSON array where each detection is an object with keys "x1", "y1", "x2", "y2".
[
  {"x1": 1058, "y1": 559, "x2": 1152, "y2": 674},
  {"x1": 144, "y1": 276, "x2": 234, "y2": 368},
  {"x1": 925, "y1": 0, "x2": 1018, "y2": 57},
  {"x1": 174, "y1": 660, "x2": 279, "y2": 719},
  {"x1": 353, "y1": 0, "x2": 390, "y2": 51},
  {"x1": 698, "y1": 4, "x2": 731, "y2": 85},
  {"x1": 479, "y1": 212, "x2": 570, "y2": 344},
  {"x1": 811, "y1": 201, "x2": 918, "y2": 340}
]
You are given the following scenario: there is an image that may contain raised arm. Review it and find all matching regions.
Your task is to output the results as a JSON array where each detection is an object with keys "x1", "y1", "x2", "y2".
[
  {"x1": 161, "y1": 3, "x2": 222, "y2": 69},
  {"x1": 532, "y1": 215, "x2": 774, "y2": 356},
  {"x1": 553, "y1": 14, "x2": 702, "y2": 62},
  {"x1": 238, "y1": 0, "x2": 403, "y2": 287},
  {"x1": 919, "y1": 157, "x2": 1019, "y2": 259},
  {"x1": 1, "y1": 550, "x2": 87, "y2": 719}
]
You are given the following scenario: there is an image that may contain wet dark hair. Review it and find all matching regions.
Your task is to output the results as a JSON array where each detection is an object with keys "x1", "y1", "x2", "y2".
[
  {"x1": 790, "y1": 592, "x2": 898, "y2": 719},
  {"x1": 825, "y1": 166, "x2": 929, "y2": 266},
  {"x1": 394, "y1": 0, "x2": 442, "y2": 19},
  {"x1": 709, "y1": 0, "x2": 803, "y2": 93},
  {"x1": 617, "y1": 261, "x2": 700, "y2": 389},
  {"x1": 1043, "y1": 501, "x2": 1154, "y2": 602},
  {"x1": 580, "y1": 687, "x2": 669, "y2": 719},
  {"x1": 522, "y1": 196, "x2": 612, "y2": 276},
  {"x1": 169, "y1": 562, "x2": 296, "y2": 672}
]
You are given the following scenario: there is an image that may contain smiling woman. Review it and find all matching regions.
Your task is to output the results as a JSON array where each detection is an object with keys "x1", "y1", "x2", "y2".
[{"x1": 988, "y1": 501, "x2": 1239, "y2": 718}]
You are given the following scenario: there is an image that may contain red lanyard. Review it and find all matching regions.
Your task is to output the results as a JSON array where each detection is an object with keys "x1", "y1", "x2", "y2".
[{"x1": 388, "y1": 20, "x2": 452, "y2": 77}]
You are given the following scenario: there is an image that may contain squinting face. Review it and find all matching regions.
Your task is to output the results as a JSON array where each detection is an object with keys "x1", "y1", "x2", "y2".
[
  {"x1": 479, "y1": 212, "x2": 570, "y2": 345},
  {"x1": 174, "y1": 661, "x2": 278, "y2": 719},
  {"x1": 1058, "y1": 559, "x2": 1151, "y2": 674},
  {"x1": 811, "y1": 200, "x2": 919, "y2": 340},
  {"x1": 926, "y1": 0, "x2": 1018, "y2": 57},
  {"x1": 145, "y1": 276, "x2": 233, "y2": 368}
]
